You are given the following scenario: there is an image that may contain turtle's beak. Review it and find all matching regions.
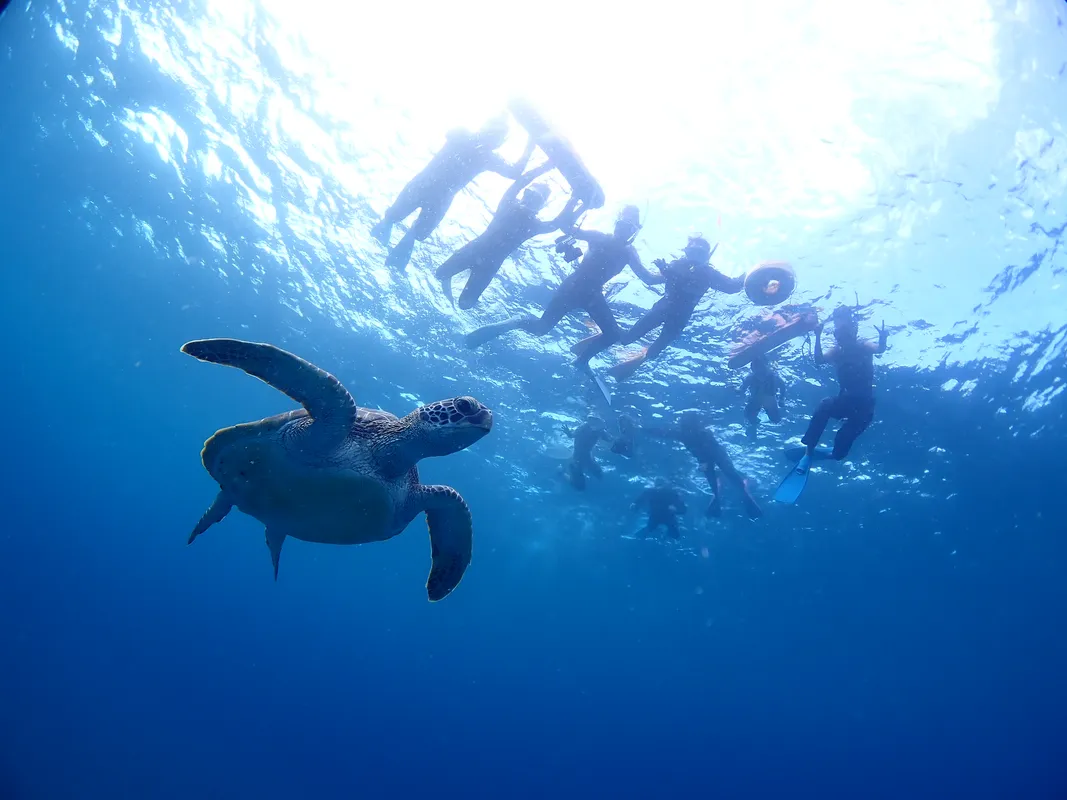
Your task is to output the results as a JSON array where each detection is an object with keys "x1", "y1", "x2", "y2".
[{"x1": 470, "y1": 407, "x2": 493, "y2": 431}]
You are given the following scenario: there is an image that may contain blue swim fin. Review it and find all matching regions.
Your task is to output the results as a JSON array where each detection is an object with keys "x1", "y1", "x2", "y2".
[
  {"x1": 784, "y1": 445, "x2": 832, "y2": 463},
  {"x1": 774, "y1": 454, "x2": 813, "y2": 504}
]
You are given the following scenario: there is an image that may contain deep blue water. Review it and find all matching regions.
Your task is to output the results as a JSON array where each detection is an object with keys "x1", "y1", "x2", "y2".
[{"x1": 2, "y1": 2, "x2": 1066, "y2": 798}]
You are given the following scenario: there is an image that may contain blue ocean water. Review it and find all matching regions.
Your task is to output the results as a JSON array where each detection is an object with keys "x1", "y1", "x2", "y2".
[{"x1": 2, "y1": 1, "x2": 1066, "y2": 797}]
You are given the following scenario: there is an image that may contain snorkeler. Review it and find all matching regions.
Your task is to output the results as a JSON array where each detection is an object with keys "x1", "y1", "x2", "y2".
[
  {"x1": 643, "y1": 410, "x2": 762, "y2": 519},
  {"x1": 631, "y1": 478, "x2": 688, "y2": 540},
  {"x1": 803, "y1": 305, "x2": 887, "y2": 459},
  {"x1": 463, "y1": 205, "x2": 660, "y2": 350},
  {"x1": 610, "y1": 412, "x2": 639, "y2": 457},
  {"x1": 435, "y1": 161, "x2": 582, "y2": 310},
  {"x1": 572, "y1": 235, "x2": 747, "y2": 379},
  {"x1": 741, "y1": 354, "x2": 787, "y2": 438},
  {"x1": 371, "y1": 116, "x2": 537, "y2": 270},
  {"x1": 561, "y1": 414, "x2": 612, "y2": 490},
  {"x1": 775, "y1": 305, "x2": 889, "y2": 504}
]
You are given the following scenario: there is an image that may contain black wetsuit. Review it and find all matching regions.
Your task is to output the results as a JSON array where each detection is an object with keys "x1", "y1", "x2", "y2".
[
  {"x1": 373, "y1": 129, "x2": 528, "y2": 269},
  {"x1": 645, "y1": 423, "x2": 762, "y2": 519},
  {"x1": 634, "y1": 485, "x2": 687, "y2": 539},
  {"x1": 611, "y1": 413, "x2": 638, "y2": 457},
  {"x1": 465, "y1": 229, "x2": 644, "y2": 348},
  {"x1": 742, "y1": 368, "x2": 786, "y2": 427},
  {"x1": 574, "y1": 257, "x2": 744, "y2": 368},
  {"x1": 802, "y1": 339, "x2": 879, "y2": 459},
  {"x1": 435, "y1": 163, "x2": 579, "y2": 310},
  {"x1": 564, "y1": 422, "x2": 611, "y2": 490}
]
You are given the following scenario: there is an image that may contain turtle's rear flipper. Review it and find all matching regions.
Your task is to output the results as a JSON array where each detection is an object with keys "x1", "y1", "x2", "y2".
[
  {"x1": 265, "y1": 528, "x2": 286, "y2": 581},
  {"x1": 414, "y1": 485, "x2": 473, "y2": 602},
  {"x1": 188, "y1": 491, "x2": 233, "y2": 544}
]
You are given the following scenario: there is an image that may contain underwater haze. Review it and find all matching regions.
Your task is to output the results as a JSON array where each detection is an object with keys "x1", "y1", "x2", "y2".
[{"x1": 2, "y1": 0, "x2": 1066, "y2": 797}]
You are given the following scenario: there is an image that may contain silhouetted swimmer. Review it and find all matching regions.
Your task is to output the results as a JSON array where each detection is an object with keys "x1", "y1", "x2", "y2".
[
  {"x1": 463, "y1": 205, "x2": 659, "y2": 350},
  {"x1": 643, "y1": 410, "x2": 762, "y2": 519},
  {"x1": 561, "y1": 414, "x2": 611, "y2": 490},
  {"x1": 574, "y1": 235, "x2": 746, "y2": 379},
  {"x1": 371, "y1": 116, "x2": 536, "y2": 270},
  {"x1": 632, "y1": 478, "x2": 687, "y2": 539},
  {"x1": 611, "y1": 412, "x2": 638, "y2": 457},
  {"x1": 802, "y1": 305, "x2": 888, "y2": 459},
  {"x1": 741, "y1": 354, "x2": 787, "y2": 438},
  {"x1": 435, "y1": 162, "x2": 582, "y2": 310}
]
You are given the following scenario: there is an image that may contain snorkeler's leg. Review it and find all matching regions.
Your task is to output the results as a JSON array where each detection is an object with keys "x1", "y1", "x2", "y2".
[
  {"x1": 642, "y1": 310, "x2": 689, "y2": 362},
  {"x1": 703, "y1": 463, "x2": 723, "y2": 517},
  {"x1": 710, "y1": 439, "x2": 763, "y2": 519},
  {"x1": 619, "y1": 299, "x2": 671, "y2": 345},
  {"x1": 765, "y1": 399, "x2": 783, "y2": 423},
  {"x1": 569, "y1": 291, "x2": 621, "y2": 367},
  {"x1": 584, "y1": 455, "x2": 604, "y2": 479},
  {"x1": 801, "y1": 397, "x2": 840, "y2": 454},
  {"x1": 831, "y1": 398, "x2": 875, "y2": 460},
  {"x1": 435, "y1": 244, "x2": 478, "y2": 307},
  {"x1": 371, "y1": 180, "x2": 425, "y2": 245},
  {"x1": 744, "y1": 397, "x2": 761, "y2": 438},
  {"x1": 386, "y1": 195, "x2": 455, "y2": 270},
  {"x1": 457, "y1": 256, "x2": 506, "y2": 310}
]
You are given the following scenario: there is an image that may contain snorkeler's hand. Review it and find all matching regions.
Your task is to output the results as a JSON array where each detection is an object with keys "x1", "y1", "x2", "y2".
[
  {"x1": 652, "y1": 257, "x2": 667, "y2": 271},
  {"x1": 814, "y1": 320, "x2": 824, "y2": 335},
  {"x1": 877, "y1": 320, "x2": 888, "y2": 339}
]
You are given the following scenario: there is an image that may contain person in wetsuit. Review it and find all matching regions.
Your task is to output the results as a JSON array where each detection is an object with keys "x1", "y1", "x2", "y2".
[
  {"x1": 371, "y1": 116, "x2": 536, "y2": 270},
  {"x1": 462, "y1": 205, "x2": 660, "y2": 349},
  {"x1": 643, "y1": 410, "x2": 762, "y2": 519},
  {"x1": 610, "y1": 412, "x2": 639, "y2": 457},
  {"x1": 572, "y1": 235, "x2": 746, "y2": 378},
  {"x1": 801, "y1": 305, "x2": 888, "y2": 459},
  {"x1": 561, "y1": 415, "x2": 612, "y2": 490},
  {"x1": 435, "y1": 160, "x2": 582, "y2": 310},
  {"x1": 741, "y1": 354, "x2": 787, "y2": 438},
  {"x1": 632, "y1": 478, "x2": 688, "y2": 539}
]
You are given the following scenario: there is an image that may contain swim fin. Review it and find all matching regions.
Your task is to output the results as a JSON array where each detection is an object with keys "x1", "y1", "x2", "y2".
[
  {"x1": 577, "y1": 363, "x2": 612, "y2": 406},
  {"x1": 784, "y1": 445, "x2": 832, "y2": 463},
  {"x1": 774, "y1": 454, "x2": 812, "y2": 504}
]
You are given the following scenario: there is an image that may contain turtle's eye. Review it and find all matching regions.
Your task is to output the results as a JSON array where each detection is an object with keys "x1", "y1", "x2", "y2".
[{"x1": 455, "y1": 397, "x2": 475, "y2": 415}]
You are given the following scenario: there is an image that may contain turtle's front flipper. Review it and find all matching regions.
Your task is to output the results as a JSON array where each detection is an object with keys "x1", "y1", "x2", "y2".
[
  {"x1": 410, "y1": 485, "x2": 473, "y2": 602},
  {"x1": 181, "y1": 339, "x2": 357, "y2": 445},
  {"x1": 188, "y1": 491, "x2": 233, "y2": 544}
]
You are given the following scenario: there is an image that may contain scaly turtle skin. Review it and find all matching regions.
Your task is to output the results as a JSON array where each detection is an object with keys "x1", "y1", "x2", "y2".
[{"x1": 182, "y1": 338, "x2": 493, "y2": 601}]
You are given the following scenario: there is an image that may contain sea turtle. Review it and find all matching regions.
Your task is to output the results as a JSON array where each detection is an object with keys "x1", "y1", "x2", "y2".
[{"x1": 182, "y1": 337, "x2": 493, "y2": 601}]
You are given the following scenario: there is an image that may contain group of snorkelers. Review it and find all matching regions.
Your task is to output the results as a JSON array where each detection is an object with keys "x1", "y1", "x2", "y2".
[
  {"x1": 371, "y1": 110, "x2": 891, "y2": 522},
  {"x1": 371, "y1": 114, "x2": 751, "y2": 382}
]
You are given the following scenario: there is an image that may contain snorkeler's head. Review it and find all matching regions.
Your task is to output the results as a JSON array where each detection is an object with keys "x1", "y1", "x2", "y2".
[
  {"x1": 614, "y1": 204, "x2": 641, "y2": 241},
  {"x1": 832, "y1": 305, "x2": 857, "y2": 341},
  {"x1": 683, "y1": 235, "x2": 712, "y2": 264},
  {"x1": 751, "y1": 353, "x2": 769, "y2": 371},
  {"x1": 477, "y1": 114, "x2": 509, "y2": 148},
  {"x1": 586, "y1": 414, "x2": 606, "y2": 431},
  {"x1": 522, "y1": 183, "x2": 550, "y2": 211}
]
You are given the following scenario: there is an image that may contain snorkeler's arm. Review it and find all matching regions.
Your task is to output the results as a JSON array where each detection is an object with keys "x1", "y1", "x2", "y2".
[
  {"x1": 673, "y1": 492, "x2": 688, "y2": 514},
  {"x1": 487, "y1": 136, "x2": 537, "y2": 179},
  {"x1": 627, "y1": 248, "x2": 662, "y2": 286},
  {"x1": 641, "y1": 423, "x2": 679, "y2": 442},
  {"x1": 776, "y1": 374, "x2": 787, "y2": 400},
  {"x1": 564, "y1": 227, "x2": 609, "y2": 245},
  {"x1": 739, "y1": 374, "x2": 753, "y2": 394},
  {"x1": 707, "y1": 265, "x2": 745, "y2": 295},
  {"x1": 499, "y1": 160, "x2": 555, "y2": 207},
  {"x1": 543, "y1": 195, "x2": 582, "y2": 233},
  {"x1": 813, "y1": 324, "x2": 829, "y2": 365},
  {"x1": 868, "y1": 321, "x2": 889, "y2": 354},
  {"x1": 638, "y1": 257, "x2": 669, "y2": 285}
]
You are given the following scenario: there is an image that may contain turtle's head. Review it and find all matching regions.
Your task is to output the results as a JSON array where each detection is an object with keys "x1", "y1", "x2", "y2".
[{"x1": 408, "y1": 396, "x2": 494, "y2": 458}]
